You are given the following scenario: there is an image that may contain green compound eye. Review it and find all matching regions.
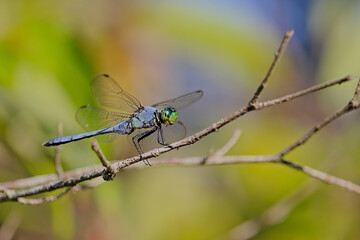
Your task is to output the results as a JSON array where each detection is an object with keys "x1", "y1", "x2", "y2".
[{"x1": 160, "y1": 107, "x2": 178, "y2": 125}]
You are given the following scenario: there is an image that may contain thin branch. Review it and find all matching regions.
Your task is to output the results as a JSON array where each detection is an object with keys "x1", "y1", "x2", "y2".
[
  {"x1": 0, "y1": 170, "x2": 104, "y2": 202},
  {"x1": 17, "y1": 187, "x2": 72, "y2": 205},
  {"x1": 279, "y1": 106, "x2": 350, "y2": 156},
  {"x1": 0, "y1": 165, "x2": 103, "y2": 189},
  {"x1": 1, "y1": 150, "x2": 360, "y2": 201},
  {"x1": 153, "y1": 155, "x2": 279, "y2": 166},
  {"x1": 256, "y1": 75, "x2": 355, "y2": 109},
  {"x1": 91, "y1": 139, "x2": 112, "y2": 170},
  {"x1": 351, "y1": 78, "x2": 360, "y2": 101},
  {"x1": 54, "y1": 121, "x2": 64, "y2": 178},
  {"x1": 280, "y1": 79, "x2": 360, "y2": 156},
  {"x1": 91, "y1": 139, "x2": 110, "y2": 168},
  {"x1": 249, "y1": 30, "x2": 294, "y2": 105},
  {"x1": 91, "y1": 139, "x2": 116, "y2": 181},
  {"x1": 154, "y1": 154, "x2": 360, "y2": 195},
  {"x1": 151, "y1": 155, "x2": 360, "y2": 195},
  {"x1": 302, "y1": 165, "x2": 360, "y2": 193},
  {"x1": 213, "y1": 128, "x2": 242, "y2": 158}
]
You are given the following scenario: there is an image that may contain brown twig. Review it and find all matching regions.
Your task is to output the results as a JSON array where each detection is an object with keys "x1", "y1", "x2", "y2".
[
  {"x1": 0, "y1": 165, "x2": 103, "y2": 189},
  {"x1": 1, "y1": 149, "x2": 360, "y2": 201},
  {"x1": 301, "y1": 165, "x2": 360, "y2": 193},
  {"x1": 249, "y1": 30, "x2": 294, "y2": 105},
  {"x1": 135, "y1": 155, "x2": 360, "y2": 195},
  {"x1": 213, "y1": 128, "x2": 242, "y2": 158},
  {"x1": 91, "y1": 139, "x2": 116, "y2": 181},
  {"x1": 256, "y1": 75, "x2": 355, "y2": 109},
  {"x1": 3, "y1": 137, "x2": 359, "y2": 202},
  {"x1": 91, "y1": 139, "x2": 110, "y2": 168},
  {"x1": 0, "y1": 170, "x2": 104, "y2": 202},
  {"x1": 16, "y1": 187, "x2": 72, "y2": 205},
  {"x1": 280, "y1": 79, "x2": 360, "y2": 156}
]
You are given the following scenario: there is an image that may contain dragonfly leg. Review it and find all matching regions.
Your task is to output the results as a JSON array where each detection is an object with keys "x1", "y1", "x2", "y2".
[
  {"x1": 132, "y1": 127, "x2": 157, "y2": 166},
  {"x1": 157, "y1": 127, "x2": 168, "y2": 146}
]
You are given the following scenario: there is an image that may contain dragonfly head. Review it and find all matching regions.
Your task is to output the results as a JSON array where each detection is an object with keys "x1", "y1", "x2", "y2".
[{"x1": 160, "y1": 107, "x2": 178, "y2": 125}]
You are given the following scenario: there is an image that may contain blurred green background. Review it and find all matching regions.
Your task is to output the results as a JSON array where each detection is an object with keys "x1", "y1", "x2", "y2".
[{"x1": 1, "y1": 1, "x2": 360, "y2": 239}]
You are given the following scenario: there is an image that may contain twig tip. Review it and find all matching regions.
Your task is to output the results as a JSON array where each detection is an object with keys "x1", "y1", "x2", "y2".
[
  {"x1": 286, "y1": 30, "x2": 295, "y2": 37},
  {"x1": 345, "y1": 74, "x2": 356, "y2": 81}
]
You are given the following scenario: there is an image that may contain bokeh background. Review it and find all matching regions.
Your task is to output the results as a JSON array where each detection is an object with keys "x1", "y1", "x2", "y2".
[{"x1": 1, "y1": 1, "x2": 360, "y2": 239}]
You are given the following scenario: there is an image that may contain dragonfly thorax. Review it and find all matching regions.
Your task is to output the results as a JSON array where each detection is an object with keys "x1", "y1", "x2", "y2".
[
  {"x1": 160, "y1": 107, "x2": 178, "y2": 125},
  {"x1": 131, "y1": 106, "x2": 159, "y2": 129}
]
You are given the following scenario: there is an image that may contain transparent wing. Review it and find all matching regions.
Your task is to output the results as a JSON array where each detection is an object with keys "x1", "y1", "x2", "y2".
[
  {"x1": 76, "y1": 104, "x2": 130, "y2": 143},
  {"x1": 91, "y1": 74, "x2": 142, "y2": 114},
  {"x1": 152, "y1": 90, "x2": 203, "y2": 111},
  {"x1": 127, "y1": 121, "x2": 187, "y2": 152}
]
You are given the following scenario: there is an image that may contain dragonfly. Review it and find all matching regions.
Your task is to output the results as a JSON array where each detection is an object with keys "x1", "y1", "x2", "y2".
[{"x1": 43, "y1": 74, "x2": 203, "y2": 163}]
